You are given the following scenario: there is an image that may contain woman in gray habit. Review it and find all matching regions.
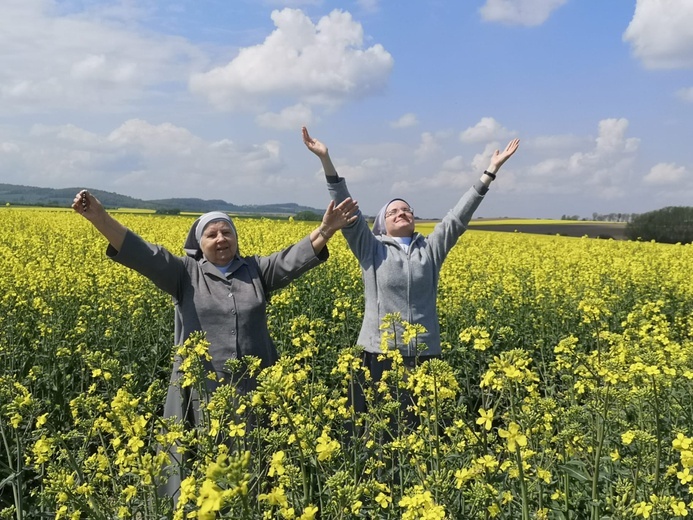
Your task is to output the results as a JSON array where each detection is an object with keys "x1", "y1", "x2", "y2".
[{"x1": 72, "y1": 188, "x2": 358, "y2": 500}]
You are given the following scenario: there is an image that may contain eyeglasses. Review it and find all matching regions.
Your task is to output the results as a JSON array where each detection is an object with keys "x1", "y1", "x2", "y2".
[{"x1": 385, "y1": 207, "x2": 414, "y2": 218}]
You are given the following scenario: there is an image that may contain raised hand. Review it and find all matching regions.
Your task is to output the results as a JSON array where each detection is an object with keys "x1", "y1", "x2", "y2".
[
  {"x1": 71, "y1": 189, "x2": 127, "y2": 250},
  {"x1": 322, "y1": 197, "x2": 359, "y2": 234},
  {"x1": 71, "y1": 190, "x2": 106, "y2": 223},
  {"x1": 488, "y1": 138, "x2": 520, "y2": 172},
  {"x1": 302, "y1": 126, "x2": 328, "y2": 158}
]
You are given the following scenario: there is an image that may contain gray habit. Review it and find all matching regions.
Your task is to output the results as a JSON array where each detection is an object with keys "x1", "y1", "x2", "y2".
[{"x1": 107, "y1": 227, "x2": 328, "y2": 502}]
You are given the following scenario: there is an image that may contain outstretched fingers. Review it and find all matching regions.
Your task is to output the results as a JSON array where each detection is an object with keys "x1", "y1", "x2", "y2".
[
  {"x1": 337, "y1": 197, "x2": 359, "y2": 222},
  {"x1": 504, "y1": 138, "x2": 520, "y2": 156},
  {"x1": 302, "y1": 126, "x2": 328, "y2": 157},
  {"x1": 491, "y1": 138, "x2": 521, "y2": 169},
  {"x1": 324, "y1": 197, "x2": 359, "y2": 230},
  {"x1": 302, "y1": 126, "x2": 312, "y2": 145}
]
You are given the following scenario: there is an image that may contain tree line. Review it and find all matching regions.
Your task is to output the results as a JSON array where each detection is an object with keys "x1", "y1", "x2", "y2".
[{"x1": 560, "y1": 212, "x2": 635, "y2": 222}]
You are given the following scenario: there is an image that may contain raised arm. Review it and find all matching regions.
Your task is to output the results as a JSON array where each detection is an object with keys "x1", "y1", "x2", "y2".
[
  {"x1": 302, "y1": 126, "x2": 379, "y2": 262},
  {"x1": 302, "y1": 126, "x2": 339, "y2": 180},
  {"x1": 72, "y1": 190, "x2": 127, "y2": 251},
  {"x1": 426, "y1": 138, "x2": 521, "y2": 266}
]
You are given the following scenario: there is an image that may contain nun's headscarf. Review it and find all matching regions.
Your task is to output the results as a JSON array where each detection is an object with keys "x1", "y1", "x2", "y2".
[
  {"x1": 183, "y1": 211, "x2": 239, "y2": 260},
  {"x1": 371, "y1": 198, "x2": 411, "y2": 236}
]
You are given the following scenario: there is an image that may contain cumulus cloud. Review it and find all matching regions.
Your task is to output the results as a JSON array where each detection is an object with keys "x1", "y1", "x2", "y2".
[
  {"x1": 0, "y1": 0, "x2": 203, "y2": 112},
  {"x1": 410, "y1": 155, "x2": 475, "y2": 191},
  {"x1": 479, "y1": 0, "x2": 567, "y2": 26},
  {"x1": 526, "y1": 118, "x2": 640, "y2": 198},
  {"x1": 643, "y1": 162, "x2": 686, "y2": 184},
  {"x1": 334, "y1": 157, "x2": 394, "y2": 184},
  {"x1": 256, "y1": 103, "x2": 314, "y2": 130},
  {"x1": 623, "y1": 0, "x2": 693, "y2": 69},
  {"x1": 391, "y1": 159, "x2": 475, "y2": 194},
  {"x1": 595, "y1": 118, "x2": 639, "y2": 154},
  {"x1": 460, "y1": 117, "x2": 514, "y2": 143},
  {"x1": 471, "y1": 142, "x2": 503, "y2": 173},
  {"x1": 415, "y1": 132, "x2": 442, "y2": 161},
  {"x1": 189, "y1": 8, "x2": 393, "y2": 111},
  {"x1": 390, "y1": 113, "x2": 418, "y2": 129},
  {"x1": 0, "y1": 119, "x2": 289, "y2": 201}
]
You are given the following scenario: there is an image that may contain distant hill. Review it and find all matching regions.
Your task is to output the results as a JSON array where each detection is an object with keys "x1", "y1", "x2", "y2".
[{"x1": 0, "y1": 183, "x2": 324, "y2": 216}]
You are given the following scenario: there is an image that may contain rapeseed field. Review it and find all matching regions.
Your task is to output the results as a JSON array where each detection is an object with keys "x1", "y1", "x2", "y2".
[{"x1": 1, "y1": 208, "x2": 693, "y2": 519}]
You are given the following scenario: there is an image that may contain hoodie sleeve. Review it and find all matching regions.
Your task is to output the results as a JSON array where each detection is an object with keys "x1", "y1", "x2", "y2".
[
  {"x1": 326, "y1": 177, "x2": 380, "y2": 265},
  {"x1": 424, "y1": 181, "x2": 486, "y2": 267}
]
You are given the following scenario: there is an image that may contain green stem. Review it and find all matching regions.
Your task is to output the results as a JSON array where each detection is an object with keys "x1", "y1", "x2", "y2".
[
  {"x1": 651, "y1": 375, "x2": 662, "y2": 491},
  {"x1": 0, "y1": 420, "x2": 24, "y2": 520},
  {"x1": 514, "y1": 444, "x2": 529, "y2": 520},
  {"x1": 349, "y1": 365, "x2": 358, "y2": 482},
  {"x1": 590, "y1": 386, "x2": 609, "y2": 520},
  {"x1": 278, "y1": 399, "x2": 309, "y2": 503},
  {"x1": 563, "y1": 468, "x2": 569, "y2": 516},
  {"x1": 13, "y1": 430, "x2": 24, "y2": 520},
  {"x1": 509, "y1": 396, "x2": 528, "y2": 520},
  {"x1": 433, "y1": 370, "x2": 441, "y2": 475}
]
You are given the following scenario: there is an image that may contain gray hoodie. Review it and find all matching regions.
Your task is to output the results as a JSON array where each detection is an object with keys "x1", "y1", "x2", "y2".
[{"x1": 327, "y1": 177, "x2": 488, "y2": 356}]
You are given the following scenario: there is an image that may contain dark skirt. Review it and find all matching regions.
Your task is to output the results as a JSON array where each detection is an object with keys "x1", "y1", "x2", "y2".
[{"x1": 348, "y1": 351, "x2": 439, "y2": 436}]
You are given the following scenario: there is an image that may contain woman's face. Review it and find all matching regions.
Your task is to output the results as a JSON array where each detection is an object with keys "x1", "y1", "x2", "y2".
[
  {"x1": 384, "y1": 200, "x2": 415, "y2": 237},
  {"x1": 200, "y1": 221, "x2": 238, "y2": 266}
]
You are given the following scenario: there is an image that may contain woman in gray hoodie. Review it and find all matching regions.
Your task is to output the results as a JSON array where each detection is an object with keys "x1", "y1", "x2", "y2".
[{"x1": 302, "y1": 126, "x2": 519, "y2": 416}]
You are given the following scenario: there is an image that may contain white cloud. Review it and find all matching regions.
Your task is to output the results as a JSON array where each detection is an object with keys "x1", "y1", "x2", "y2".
[
  {"x1": 471, "y1": 142, "x2": 502, "y2": 173},
  {"x1": 531, "y1": 157, "x2": 567, "y2": 178},
  {"x1": 334, "y1": 157, "x2": 393, "y2": 184},
  {"x1": 415, "y1": 132, "x2": 442, "y2": 161},
  {"x1": 442, "y1": 155, "x2": 466, "y2": 171},
  {"x1": 595, "y1": 118, "x2": 639, "y2": 154},
  {"x1": 390, "y1": 113, "x2": 418, "y2": 129},
  {"x1": 392, "y1": 160, "x2": 474, "y2": 193},
  {"x1": 643, "y1": 162, "x2": 687, "y2": 184},
  {"x1": 256, "y1": 103, "x2": 315, "y2": 130},
  {"x1": 0, "y1": 142, "x2": 20, "y2": 154},
  {"x1": 189, "y1": 8, "x2": 393, "y2": 111},
  {"x1": 479, "y1": 0, "x2": 567, "y2": 27},
  {"x1": 677, "y1": 87, "x2": 693, "y2": 102},
  {"x1": 70, "y1": 54, "x2": 137, "y2": 85},
  {"x1": 406, "y1": 155, "x2": 475, "y2": 191},
  {"x1": 0, "y1": 0, "x2": 203, "y2": 112},
  {"x1": 0, "y1": 119, "x2": 289, "y2": 200},
  {"x1": 460, "y1": 117, "x2": 514, "y2": 143},
  {"x1": 623, "y1": 0, "x2": 693, "y2": 69},
  {"x1": 525, "y1": 118, "x2": 640, "y2": 197}
]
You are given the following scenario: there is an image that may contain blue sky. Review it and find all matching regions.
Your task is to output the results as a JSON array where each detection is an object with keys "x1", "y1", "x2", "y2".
[{"x1": 1, "y1": 0, "x2": 692, "y2": 219}]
